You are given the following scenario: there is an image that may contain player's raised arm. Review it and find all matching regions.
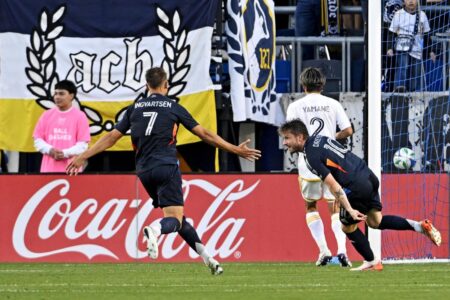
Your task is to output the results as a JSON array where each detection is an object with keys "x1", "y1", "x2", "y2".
[
  {"x1": 191, "y1": 124, "x2": 261, "y2": 162},
  {"x1": 66, "y1": 129, "x2": 124, "y2": 175}
]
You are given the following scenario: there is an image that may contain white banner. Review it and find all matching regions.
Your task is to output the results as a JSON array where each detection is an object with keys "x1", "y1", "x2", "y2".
[
  {"x1": 226, "y1": 0, "x2": 279, "y2": 125},
  {"x1": 0, "y1": 0, "x2": 219, "y2": 151}
]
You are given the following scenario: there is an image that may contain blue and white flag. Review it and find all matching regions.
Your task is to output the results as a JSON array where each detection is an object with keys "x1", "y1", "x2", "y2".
[
  {"x1": 0, "y1": 0, "x2": 218, "y2": 151},
  {"x1": 226, "y1": 0, "x2": 278, "y2": 125}
]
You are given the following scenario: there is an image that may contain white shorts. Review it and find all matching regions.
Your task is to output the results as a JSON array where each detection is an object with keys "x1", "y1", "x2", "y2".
[
  {"x1": 297, "y1": 154, "x2": 334, "y2": 202},
  {"x1": 299, "y1": 177, "x2": 334, "y2": 202}
]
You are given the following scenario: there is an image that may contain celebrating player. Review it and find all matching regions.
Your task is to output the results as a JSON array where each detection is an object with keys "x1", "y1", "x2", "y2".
[
  {"x1": 279, "y1": 119, "x2": 442, "y2": 271},
  {"x1": 67, "y1": 67, "x2": 261, "y2": 275}
]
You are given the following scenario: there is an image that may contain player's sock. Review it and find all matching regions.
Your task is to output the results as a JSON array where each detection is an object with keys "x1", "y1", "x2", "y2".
[
  {"x1": 195, "y1": 243, "x2": 211, "y2": 265},
  {"x1": 306, "y1": 211, "x2": 329, "y2": 253},
  {"x1": 406, "y1": 219, "x2": 423, "y2": 232},
  {"x1": 152, "y1": 217, "x2": 181, "y2": 236},
  {"x1": 345, "y1": 228, "x2": 374, "y2": 261},
  {"x1": 178, "y1": 216, "x2": 210, "y2": 263},
  {"x1": 331, "y1": 213, "x2": 347, "y2": 254},
  {"x1": 378, "y1": 215, "x2": 414, "y2": 230}
]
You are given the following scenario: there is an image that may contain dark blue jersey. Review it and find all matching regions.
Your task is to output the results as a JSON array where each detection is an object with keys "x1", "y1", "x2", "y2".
[
  {"x1": 115, "y1": 93, "x2": 198, "y2": 173},
  {"x1": 304, "y1": 135, "x2": 370, "y2": 190}
]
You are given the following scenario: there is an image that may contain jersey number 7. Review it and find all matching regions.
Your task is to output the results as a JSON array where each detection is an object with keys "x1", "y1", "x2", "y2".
[{"x1": 143, "y1": 112, "x2": 158, "y2": 136}]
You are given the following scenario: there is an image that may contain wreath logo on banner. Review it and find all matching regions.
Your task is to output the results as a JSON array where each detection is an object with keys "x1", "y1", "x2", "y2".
[
  {"x1": 26, "y1": 5, "x2": 191, "y2": 136},
  {"x1": 114, "y1": 6, "x2": 191, "y2": 127},
  {"x1": 25, "y1": 5, "x2": 108, "y2": 135},
  {"x1": 156, "y1": 7, "x2": 190, "y2": 101}
]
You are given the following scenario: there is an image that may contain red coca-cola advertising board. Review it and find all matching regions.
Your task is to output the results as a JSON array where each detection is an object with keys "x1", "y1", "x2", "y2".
[{"x1": 0, "y1": 174, "x2": 447, "y2": 263}]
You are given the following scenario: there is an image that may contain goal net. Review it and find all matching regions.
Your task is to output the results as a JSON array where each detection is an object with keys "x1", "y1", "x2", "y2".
[{"x1": 381, "y1": 0, "x2": 449, "y2": 261}]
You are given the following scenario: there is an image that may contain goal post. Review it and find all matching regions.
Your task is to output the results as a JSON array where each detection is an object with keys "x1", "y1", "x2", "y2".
[{"x1": 367, "y1": 0, "x2": 382, "y2": 260}]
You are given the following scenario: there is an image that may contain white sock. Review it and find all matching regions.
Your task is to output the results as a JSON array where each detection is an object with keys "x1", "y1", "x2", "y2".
[
  {"x1": 406, "y1": 219, "x2": 422, "y2": 233},
  {"x1": 331, "y1": 213, "x2": 347, "y2": 255},
  {"x1": 306, "y1": 211, "x2": 329, "y2": 253},
  {"x1": 195, "y1": 242, "x2": 210, "y2": 264},
  {"x1": 150, "y1": 223, "x2": 161, "y2": 237}
]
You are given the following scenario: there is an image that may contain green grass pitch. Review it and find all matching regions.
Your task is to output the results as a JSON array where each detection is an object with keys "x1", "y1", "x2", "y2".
[{"x1": 0, "y1": 262, "x2": 449, "y2": 299}]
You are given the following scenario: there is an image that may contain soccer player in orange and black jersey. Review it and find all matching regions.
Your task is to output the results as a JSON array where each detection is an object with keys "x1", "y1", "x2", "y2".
[
  {"x1": 279, "y1": 119, "x2": 442, "y2": 271},
  {"x1": 303, "y1": 135, "x2": 380, "y2": 214},
  {"x1": 67, "y1": 67, "x2": 261, "y2": 275}
]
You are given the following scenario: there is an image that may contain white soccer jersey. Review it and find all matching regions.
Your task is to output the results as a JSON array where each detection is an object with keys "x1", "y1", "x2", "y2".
[
  {"x1": 286, "y1": 93, "x2": 351, "y2": 139},
  {"x1": 389, "y1": 8, "x2": 430, "y2": 60},
  {"x1": 286, "y1": 93, "x2": 351, "y2": 179}
]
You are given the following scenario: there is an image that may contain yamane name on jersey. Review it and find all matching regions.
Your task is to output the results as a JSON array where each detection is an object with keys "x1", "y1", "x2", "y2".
[{"x1": 286, "y1": 93, "x2": 351, "y2": 139}]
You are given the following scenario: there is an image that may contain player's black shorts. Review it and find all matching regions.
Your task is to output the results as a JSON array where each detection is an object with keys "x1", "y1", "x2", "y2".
[
  {"x1": 340, "y1": 169, "x2": 383, "y2": 225},
  {"x1": 137, "y1": 164, "x2": 184, "y2": 208}
]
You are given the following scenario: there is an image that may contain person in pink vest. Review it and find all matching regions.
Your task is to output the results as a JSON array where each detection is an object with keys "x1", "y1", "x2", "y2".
[{"x1": 33, "y1": 80, "x2": 90, "y2": 173}]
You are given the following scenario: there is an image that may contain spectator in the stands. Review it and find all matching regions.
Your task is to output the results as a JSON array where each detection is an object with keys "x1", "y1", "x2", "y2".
[
  {"x1": 295, "y1": 0, "x2": 323, "y2": 61},
  {"x1": 341, "y1": 0, "x2": 363, "y2": 35},
  {"x1": 386, "y1": 0, "x2": 434, "y2": 92}
]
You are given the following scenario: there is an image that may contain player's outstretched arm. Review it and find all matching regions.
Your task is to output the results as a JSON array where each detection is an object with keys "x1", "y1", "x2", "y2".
[
  {"x1": 191, "y1": 125, "x2": 261, "y2": 161},
  {"x1": 324, "y1": 173, "x2": 366, "y2": 221},
  {"x1": 66, "y1": 129, "x2": 123, "y2": 175}
]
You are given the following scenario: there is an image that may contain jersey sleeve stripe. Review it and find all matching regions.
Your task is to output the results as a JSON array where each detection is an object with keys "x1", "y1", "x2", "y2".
[{"x1": 326, "y1": 159, "x2": 348, "y2": 173}]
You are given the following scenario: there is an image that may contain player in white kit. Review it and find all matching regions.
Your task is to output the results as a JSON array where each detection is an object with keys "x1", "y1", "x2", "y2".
[{"x1": 286, "y1": 67, "x2": 353, "y2": 267}]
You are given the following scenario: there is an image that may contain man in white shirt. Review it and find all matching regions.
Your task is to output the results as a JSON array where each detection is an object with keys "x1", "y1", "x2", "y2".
[
  {"x1": 286, "y1": 67, "x2": 353, "y2": 267},
  {"x1": 386, "y1": 0, "x2": 432, "y2": 91}
]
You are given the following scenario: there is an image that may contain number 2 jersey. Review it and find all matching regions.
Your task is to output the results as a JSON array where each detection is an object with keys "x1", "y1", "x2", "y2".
[
  {"x1": 286, "y1": 93, "x2": 351, "y2": 179},
  {"x1": 304, "y1": 135, "x2": 370, "y2": 190},
  {"x1": 115, "y1": 93, "x2": 198, "y2": 173},
  {"x1": 286, "y1": 93, "x2": 351, "y2": 139}
]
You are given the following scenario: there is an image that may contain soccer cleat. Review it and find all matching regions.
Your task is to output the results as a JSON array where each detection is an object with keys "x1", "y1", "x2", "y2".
[
  {"x1": 337, "y1": 253, "x2": 352, "y2": 267},
  {"x1": 421, "y1": 219, "x2": 442, "y2": 246},
  {"x1": 315, "y1": 250, "x2": 332, "y2": 266},
  {"x1": 143, "y1": 226, "x2": 159, "y2": 259},
  {"x1": 207, "y1": 257, "x2": 223, "y2": 275},
  {"x1": 350, "y1": 260, "x2": 383, "y2": 271}
]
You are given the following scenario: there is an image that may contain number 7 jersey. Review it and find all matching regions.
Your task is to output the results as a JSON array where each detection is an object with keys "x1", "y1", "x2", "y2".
[{"x1": 115, "y1": 93, "x2": 199, "y2": 173}]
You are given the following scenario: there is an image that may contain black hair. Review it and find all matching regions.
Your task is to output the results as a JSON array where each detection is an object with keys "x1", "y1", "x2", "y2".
[
  {"x1": 55, "y1": 80, "x2": 77, "y2": 97},
  {"x1": 279, "y1": 119, "x2": 309, "y2": 138},
  {"x1": 145, "y1": 67, "x2": 167, "y2": 89},
  {"x1": 299, "y1": 67, "x2": 326, "y2": 92}
]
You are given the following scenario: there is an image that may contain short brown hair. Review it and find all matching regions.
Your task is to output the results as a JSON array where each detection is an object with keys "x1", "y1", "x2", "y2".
[
  {"x1": 279, "y1": 119, "x2": 309, "y2": 138},
  {"x1": 300, "y1": 67, "x2": 326, "y2": 92},
  {"x1": 145, "y1": 67, "x2": 167, "y2": 89}
]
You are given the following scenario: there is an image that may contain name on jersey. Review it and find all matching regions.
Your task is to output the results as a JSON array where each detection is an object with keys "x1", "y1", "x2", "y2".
[
  {"x1": 313, "y1": 135, "x2": 321, "y2": 148},
  {"x1": 135, "y1": 101, "x2": 172, "y2": 108},
  {"x1": 302, "y1": 106, "x2": 330, "y2": 113}
]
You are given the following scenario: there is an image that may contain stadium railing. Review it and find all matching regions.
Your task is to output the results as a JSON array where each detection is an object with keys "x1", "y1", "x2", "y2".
[{"x1": 276, "y1": 36, "x2": 364, "y2": 92}]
